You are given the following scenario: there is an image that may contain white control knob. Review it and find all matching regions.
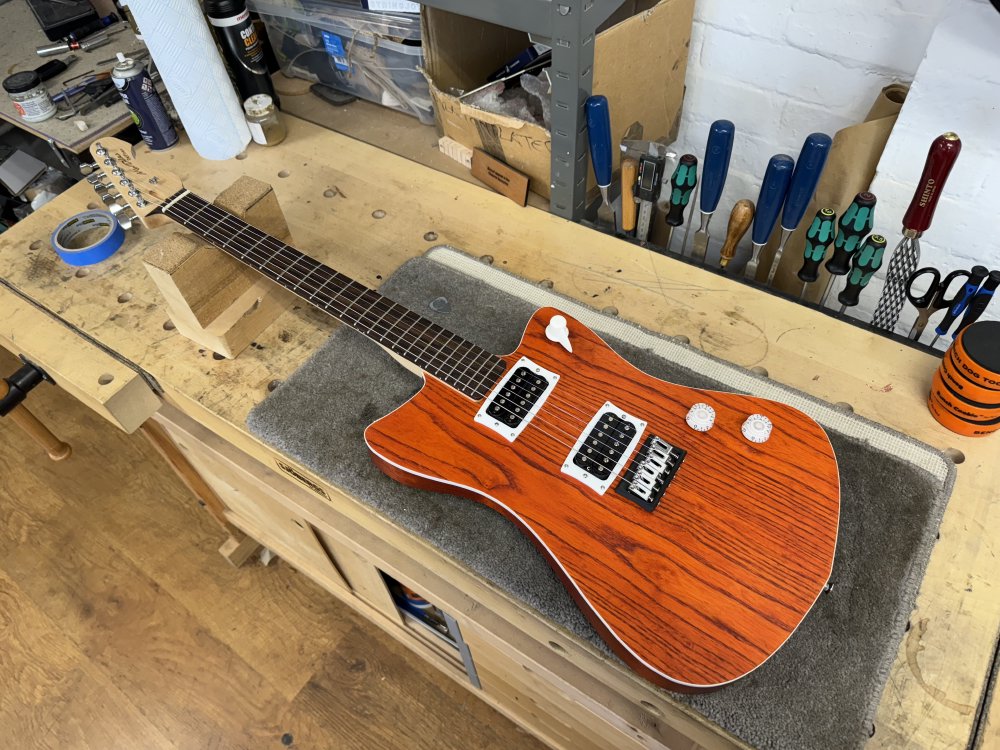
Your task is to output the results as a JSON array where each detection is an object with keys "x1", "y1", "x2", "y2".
[
  {"x1": 545, "y1": 314, "x2": 573, "y2": 353},
  {"x1": 741, "y1": 414, "x2": 773, "y2": 444},
  {"x1": 685, "y1": 403, "x2": 716, "y2": 432}
]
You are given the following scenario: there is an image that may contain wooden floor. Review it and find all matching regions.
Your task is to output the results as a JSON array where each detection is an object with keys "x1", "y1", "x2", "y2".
[{"x1": 0, "y1": 349, "x2": 546, "y2": 750}]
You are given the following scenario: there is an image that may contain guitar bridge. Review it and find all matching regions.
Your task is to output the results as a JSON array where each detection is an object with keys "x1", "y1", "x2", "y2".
[{"x1": 615, "y1": 435, "x2": 685, "y2": 512}]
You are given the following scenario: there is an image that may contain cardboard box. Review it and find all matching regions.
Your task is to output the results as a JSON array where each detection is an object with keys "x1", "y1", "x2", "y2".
[{"x1": 421, "y1": 0, "x2": 694, "y2": 198}]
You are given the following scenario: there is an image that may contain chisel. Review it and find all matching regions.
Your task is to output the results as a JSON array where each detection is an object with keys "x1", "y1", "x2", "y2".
[
  {"x1": 820, "y1": 192, "x2": 876, "y2": 307},
  {"x1": 620, "y1": 157, "x2": 639, "y2": 236},
  {"x1": 636, "y1": 153, "x2": 667, "y2": 243},
  {"x1": 929, "y1": 266, "x2": 988, "y2": 347},
  {"x1": 837, "y1": 234, "x2": 887, "y2": 314},
  {"x1": 662, "y1": 154, "x2": 697, "y2": 252},
  {"x1": 766, "y1": 133, "x2": 832, "y2": 286},
  {"x1": 691, "y1": 120, "x2": 735, "y2": 264},
  {"x1": 719, "y1": 199, "x2": 755, "y2": 271},
  {"x1": 797, "y1": 208, "x2": 837, "y2": 299},
  {"x1": 872, "y1": 133, "x2": 962, "y2": 331},
  {"x1": 585, "y1": 95, "x2": 616, "y2": 231},
  {"x1": 953, "y1": 270, "x2": 1000, "y2": 337},
  {"x1": 744, "y1": 154, "x2": 794, "y2": 280}
]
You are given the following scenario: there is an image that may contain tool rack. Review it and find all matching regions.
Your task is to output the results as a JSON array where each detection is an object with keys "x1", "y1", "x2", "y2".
[{"x1": 418, "y1": 0, "x2": 626, "y2": 222}]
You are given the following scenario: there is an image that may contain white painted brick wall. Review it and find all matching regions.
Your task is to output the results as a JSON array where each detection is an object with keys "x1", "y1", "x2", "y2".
[{"x1": 670, "y1": 0, "x2": 996, "y2": 346}]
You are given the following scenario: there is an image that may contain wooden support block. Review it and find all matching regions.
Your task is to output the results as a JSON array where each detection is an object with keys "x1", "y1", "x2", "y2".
[
  {"x1": 218, "y1": 534, "x2": 263, "y2": 567},
  {"x1": 142, "y1": 176, "x2": 294, "y2": 359}
]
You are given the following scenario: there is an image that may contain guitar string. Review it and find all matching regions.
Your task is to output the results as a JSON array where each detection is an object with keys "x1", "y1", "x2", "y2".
[
  {"x1": 160, "y1": 196, "x2": 655, "y2": 465},
  {"x1": 139, "y1": 192, "x2": 666, "y2": 477},
  {"x1": 156, "y1": 194, "x2": 666, "y2": 474}
]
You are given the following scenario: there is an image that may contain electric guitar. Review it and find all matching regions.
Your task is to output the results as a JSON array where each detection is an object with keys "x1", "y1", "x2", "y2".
[{"x1": 91, "y1": 139, "x2": 840, "y2": 692}]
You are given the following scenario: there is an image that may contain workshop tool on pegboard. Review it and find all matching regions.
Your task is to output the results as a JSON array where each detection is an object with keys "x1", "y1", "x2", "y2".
[
  {"x1": 0, "y1": 359, "x2": 72, "y2": 461},
  {"x1": 953, "y1": 270, "x2": 1000, "y2": 338},
  {"x1": 620, "y1": 157, "x2": 638, "y2": 236},
  {"x1": 904, "y1": 267, "x2": 972, "y2": 341},
  {"x1": 929, "y1": 266, "x2": 988, "y2": 348},
  {"x1": 797, "y1": 208, "x2": 837, "y2": 299},
  {"x1": 744, "y1": 154, "x2": 793, "y2": 279},
  {"x1": 820, "y1": 192, "x2": 876, "y2": 307},
  {"x1": 871, "y1": 133, "x2": 962, "y2": 331},
  {"x1": 585, "y1": 95, "x2": 616, "y2": 231},
  {"x1": 719, "y1": 199, "x2": 755, "y2": 270},
  {"x1": 662, "y1": 154, "x2": 696, "y2": 251},
  {"x1": 691, "y1": 120, "x2": 735, "y2": 264},
  {"x1": 766, "y1": 133, "x2": 832, "y2": 286},
  {"x1": 837, "y1": 234, "x2": 887, "y2": 314}
]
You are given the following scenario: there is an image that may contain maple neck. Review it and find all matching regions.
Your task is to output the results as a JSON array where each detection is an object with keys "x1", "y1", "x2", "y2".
[{"x1": 160, "y1": 190, "x2": 504, "y2": 400}]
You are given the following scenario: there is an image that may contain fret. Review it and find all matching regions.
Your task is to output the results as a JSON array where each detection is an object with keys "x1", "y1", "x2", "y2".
[{"x1": 161, "y1": 192, "x2": 505, "y2": 399}]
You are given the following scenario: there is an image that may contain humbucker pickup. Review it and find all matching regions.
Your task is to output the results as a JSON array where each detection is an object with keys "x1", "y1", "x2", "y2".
[
  {"x1": 615, "y1": 436, "x2": 685, "y2": 511},
  {"x1": 475, "y1": 357, "x2": 558, "y2": 441},
  {"x1": 562, "y1": 402, "x2": 646, "y2": 495}
]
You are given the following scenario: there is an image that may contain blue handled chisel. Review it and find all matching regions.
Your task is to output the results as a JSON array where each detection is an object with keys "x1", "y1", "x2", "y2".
[
  {"x1": 765, "y1": 132, "x2": 832, "y2": 286},
  {"x1": 744, "y1": 154, "x2": 794, "y2": 280},
  {"x1": 690, "y1": 120, "x2": 735, "y2": 264},
  {"x1": 585, "y1": 95, "x2": 615, "y2": 230}
]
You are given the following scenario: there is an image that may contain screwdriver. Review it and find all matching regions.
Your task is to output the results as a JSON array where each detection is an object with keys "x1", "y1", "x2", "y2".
[
  {"x1": 797, "y1": 208, "x2": 837, "y2": 299},
  {"x1": 719, "y1": 199, "x2": 755, "y2": 270},
  {"x1": 766, "y1": 133, "x2": 833, "y2": 286},
  {"x1": 662, "y1": 154, "x2": 697, "y2": 252},
  {"x1": 872, "y1": 133, "x2": 962, "y2": 331},
  {"x1": 820, "y1": 192, "x2": 876, "y2": 307},
  {"x1": 620, "y1": 157, "x2": 638, "y2": 236},
  {"x1": 744, "y1": 154, "x2": 794, "y2": 280},
  {"x1": 929, "y1": 266, "x2": 988, "y2": 347},
  {"x1": 953, "y1": 270, "x2": 1000, "y2": 337},
  {"x1": 691, "y1": 120, "x2": 735, "y2": 264},
  {"x1": 584, "y1": 95, "x2": 616, "y2": 231},
  {"x1": 678, "y1": 166, "x2": 700, "y2": 256},
  {"x1": 837, "y1": 234, "x2": 887, "y2": 314}
]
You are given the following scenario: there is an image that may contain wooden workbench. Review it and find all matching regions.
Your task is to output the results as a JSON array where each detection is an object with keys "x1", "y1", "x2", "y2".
[
  {"x1": 0, "y1": 115, "x2": 997, "y2": 749},
  {"x1": 0, "y1": 0, "x2": 134, "y2": 154}
]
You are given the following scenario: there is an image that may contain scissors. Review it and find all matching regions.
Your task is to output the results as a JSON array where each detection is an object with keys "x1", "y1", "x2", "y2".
[{"x1": 905, "y1": 267, "x2": 972, "y2": 340}]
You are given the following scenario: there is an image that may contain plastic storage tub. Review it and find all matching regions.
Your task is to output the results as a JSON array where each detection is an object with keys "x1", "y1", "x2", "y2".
[{"x1": 249, "y1": 0, "x2": 433, "y2": 124}]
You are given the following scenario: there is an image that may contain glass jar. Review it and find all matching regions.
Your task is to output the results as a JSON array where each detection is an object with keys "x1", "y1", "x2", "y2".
[
  {"x1": 243, "y1": 94, "x2": 286, "y2": 147},
  {"x1": 3, "y1": 71, "x2": 56, "y2": 123}
]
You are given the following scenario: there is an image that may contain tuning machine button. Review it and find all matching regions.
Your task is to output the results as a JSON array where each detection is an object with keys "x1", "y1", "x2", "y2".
[
  {"x1": 741, "y1": 414, "x2": 773, "y2": 444},
  {"x1": 685, "y1": 403, "x2": 715, "y2": 432},
  {"x1": 100, "y1": 192, "x2": 122, "y2": 204}
]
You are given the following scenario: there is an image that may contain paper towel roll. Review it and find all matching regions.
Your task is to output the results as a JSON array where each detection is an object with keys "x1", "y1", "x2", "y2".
[{"x1": 124, "y1": 0, "x2": 250, "y2": 160}]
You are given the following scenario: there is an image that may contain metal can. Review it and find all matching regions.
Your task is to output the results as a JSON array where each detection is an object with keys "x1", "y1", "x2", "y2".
[
  {"x1": 111, "y1": 55, "x2": 178, "y2": 151},
  {"x1": 3, "y1": 71, "x2": 56, "y2": 123}
]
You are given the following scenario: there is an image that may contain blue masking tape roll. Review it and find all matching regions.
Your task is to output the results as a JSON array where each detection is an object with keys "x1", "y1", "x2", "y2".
[{"x1": 50, "y1": 210, "x2": 125, "y2": 267}]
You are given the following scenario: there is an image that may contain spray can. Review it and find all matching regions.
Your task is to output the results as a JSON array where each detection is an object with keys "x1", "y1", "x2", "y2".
[
  {"x1": 204, "y1": 0, "x2": 278, "y2": 105},
  {"x1": 111, "y1": 54, "x2": 178, "y2": 151}
]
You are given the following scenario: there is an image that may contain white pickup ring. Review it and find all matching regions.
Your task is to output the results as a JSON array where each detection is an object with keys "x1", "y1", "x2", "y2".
[
  {"x1": 562, "y1": 402, "x2": 647, "y2": 495},
  {"x1": 474, "y1": 357, "x2": 559, "y2": 442}
]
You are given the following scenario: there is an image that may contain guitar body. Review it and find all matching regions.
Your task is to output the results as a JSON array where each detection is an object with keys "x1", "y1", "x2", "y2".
[{"x1": 366, "y1": 307, "x2": 840, "y2": 692}]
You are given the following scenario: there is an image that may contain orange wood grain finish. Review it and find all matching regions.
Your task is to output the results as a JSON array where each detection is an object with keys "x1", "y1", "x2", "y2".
[{"x1": 365, "y1": 307, "x2": 840, "y2": 692}]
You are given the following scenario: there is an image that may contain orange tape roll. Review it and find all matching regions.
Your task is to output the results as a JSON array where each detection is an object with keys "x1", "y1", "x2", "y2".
[{"x1": 929, "y1": 321, "x2": 1000, "y2": 437}]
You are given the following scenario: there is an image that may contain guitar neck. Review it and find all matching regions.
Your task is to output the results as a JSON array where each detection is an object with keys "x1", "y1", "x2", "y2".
[{"x1": 160, "y1": 190, "x2": 504, "y2": 400}]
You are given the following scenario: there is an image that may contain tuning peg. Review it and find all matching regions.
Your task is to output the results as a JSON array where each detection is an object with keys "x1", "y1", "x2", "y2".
[
  {"x1": 110, "y1": 204, "x2": 137, "y2": 230},
  {"x1": 101, "y1": 192, "x2": 122, "y2": 204},
  {"x1": 86, "y1": 171, "x2": 107, "y2": 184},
  {"x1": 92, "y1": 182, "x2": 114, "y2": 193},
  {"x1": 80, "y1": 162, "x2": 100, "y2": 175}
]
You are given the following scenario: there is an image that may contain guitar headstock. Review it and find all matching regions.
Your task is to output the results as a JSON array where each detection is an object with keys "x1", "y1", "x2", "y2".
[{"x1": 85, "y1": 137, "x2": 183, "y2": 230}]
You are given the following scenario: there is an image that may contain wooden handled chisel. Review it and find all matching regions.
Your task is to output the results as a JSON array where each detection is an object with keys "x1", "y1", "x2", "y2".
[
  {"x1": 691, "y1": 120, "x2": 735, "y2": 264},
  {"x1": 719, "y1": 200, "x2": 755, "y2": 270},
  {"x1": 620, "y1": 157, "x2": 638, "y2": 236}
]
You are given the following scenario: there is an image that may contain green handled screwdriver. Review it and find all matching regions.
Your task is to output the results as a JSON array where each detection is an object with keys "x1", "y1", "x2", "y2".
[
  {"x1": 821, "y1": 192, "x2": 876, "y2": 307},
  {"x1": 662, "y1": 154, "x2": 698, "y2": 253},
  {"x1": 837, "y1": 234, "x2": 887, "y2": 314},
  {"x1": 797, "y1": 208, "x2": 837, "y2": 300}
]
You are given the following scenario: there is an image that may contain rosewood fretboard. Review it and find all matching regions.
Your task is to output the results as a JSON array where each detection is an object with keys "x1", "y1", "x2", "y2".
[{"x1": 161, "y1": 191, "x2": 504, "y2": 399}]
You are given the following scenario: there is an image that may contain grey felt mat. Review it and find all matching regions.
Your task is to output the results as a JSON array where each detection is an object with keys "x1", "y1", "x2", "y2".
[{"x1": 248, "y1": 247, "x2": 955, "y2": 750}]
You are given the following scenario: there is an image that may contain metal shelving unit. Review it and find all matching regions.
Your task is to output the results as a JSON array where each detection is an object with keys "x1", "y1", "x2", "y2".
[{"x1": 418, "y1": 0, "x2": 626, "y2": 221}]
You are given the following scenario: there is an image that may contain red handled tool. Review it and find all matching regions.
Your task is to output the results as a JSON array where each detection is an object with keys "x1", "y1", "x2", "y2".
[{"x1": 871, "y1": 133, "x2": 962, "y2": 331}]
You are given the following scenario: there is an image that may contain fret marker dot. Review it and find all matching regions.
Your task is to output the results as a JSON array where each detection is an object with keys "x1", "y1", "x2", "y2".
[{"x1": 372, "y1": 209, "x2": 386, "y2": 219}]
